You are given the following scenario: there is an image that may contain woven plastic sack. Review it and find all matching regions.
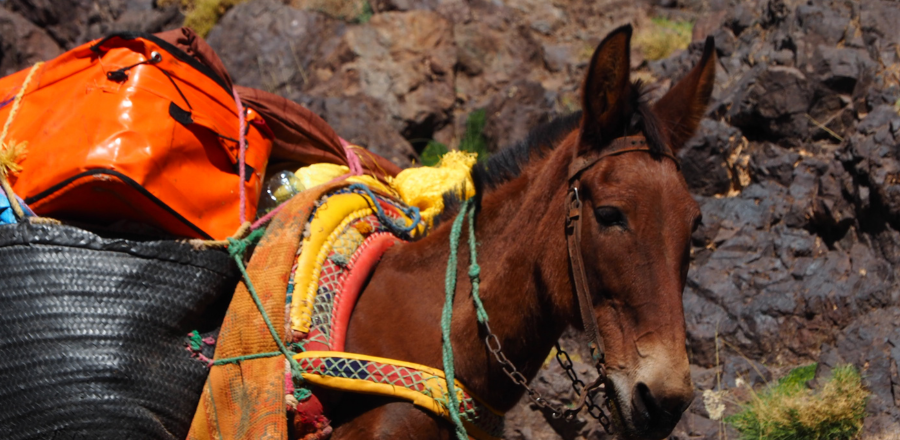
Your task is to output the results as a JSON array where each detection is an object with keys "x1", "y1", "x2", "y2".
[{"x1": 0, "y1": 222, "x2": 238, "y2": 440}]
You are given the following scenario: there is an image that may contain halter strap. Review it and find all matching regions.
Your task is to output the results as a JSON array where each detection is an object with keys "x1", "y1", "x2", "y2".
[{"x1": 568, "y1": 135, "x2": 679, "y2": 182}]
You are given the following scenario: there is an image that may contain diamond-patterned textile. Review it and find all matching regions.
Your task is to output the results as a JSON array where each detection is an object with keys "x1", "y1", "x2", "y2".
[{"x1": 297, "y1": 354, "x2": 505, "y2": 439}]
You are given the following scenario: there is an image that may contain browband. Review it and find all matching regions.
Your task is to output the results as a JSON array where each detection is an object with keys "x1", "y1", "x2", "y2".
[{"x1": 568, "y1": 135, "x2": 680, "y2": 182}]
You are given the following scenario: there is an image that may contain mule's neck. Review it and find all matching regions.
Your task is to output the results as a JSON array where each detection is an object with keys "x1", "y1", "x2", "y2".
[{"x1": 416, "y1": 145, "x2": 581, "y2": 411}]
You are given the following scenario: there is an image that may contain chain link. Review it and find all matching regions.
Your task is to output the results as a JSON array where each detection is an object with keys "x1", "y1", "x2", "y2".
[
  {"x1": 482, "y1": 321, "x2": 615, "y2": 433},
  {"x1": 555, "y1": 343, "x2": 614, "y2": 433}
]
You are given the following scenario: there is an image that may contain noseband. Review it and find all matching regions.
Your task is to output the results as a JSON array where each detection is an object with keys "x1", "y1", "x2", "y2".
[{"x1": 561, "y1": 135, "x2": 680, "y2": 425}]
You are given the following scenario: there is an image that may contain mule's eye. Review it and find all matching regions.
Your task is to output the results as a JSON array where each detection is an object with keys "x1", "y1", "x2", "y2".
[{"x1": 594, "y1": 206, "x2": 626, "y2": 228}]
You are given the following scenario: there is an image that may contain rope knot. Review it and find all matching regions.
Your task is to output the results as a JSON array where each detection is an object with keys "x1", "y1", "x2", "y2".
[
  {"x1": 226, "y1": 237, "x2": 247, "y2": 258},
  {"x1": 468, "y1": 263, "x2": 481, "y2": 280}
]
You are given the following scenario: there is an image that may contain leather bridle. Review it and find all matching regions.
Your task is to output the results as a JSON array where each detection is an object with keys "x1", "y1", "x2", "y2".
[
  {"x1": 563, "y1": 134, "x2": 680, "y2": 411},
  {"x1": 477, "y1": 134, "x2": 680, "y2": 430}
]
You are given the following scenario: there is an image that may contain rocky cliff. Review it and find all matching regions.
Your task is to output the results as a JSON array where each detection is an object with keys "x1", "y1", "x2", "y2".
[{"x1": 2, "y1": 0, "x2": 898, "y2": 438}]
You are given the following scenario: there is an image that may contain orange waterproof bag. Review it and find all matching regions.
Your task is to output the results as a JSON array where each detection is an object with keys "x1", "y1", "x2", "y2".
[{"x1": 1, "y1": 32, "x2": 272, "y2": 239}]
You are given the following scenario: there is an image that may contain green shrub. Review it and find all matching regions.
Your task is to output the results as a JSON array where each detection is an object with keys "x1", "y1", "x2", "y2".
[
  {"x1": 420, "y1": 140, "x2": 449, "y2": 167},
  {"x1": 420, "y1": 109, "x2": 489, "y2": 167},
  {"x1": 727, "y1": 364, "x2": 869, "y2": 440},
  {"x1": 634, "y1": 17, "x2": 693, "y2": 61},
  {"x1": 159, "y1": 0, "x2": 249, "y2": 37},
  {"x1": 458, "y1": 108, "x2": 489, "y2": 163}
]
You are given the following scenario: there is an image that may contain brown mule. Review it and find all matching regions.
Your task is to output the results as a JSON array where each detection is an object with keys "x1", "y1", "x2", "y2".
[{"x1": 331, "y1": 24, "x2": 717, "y2": 440}]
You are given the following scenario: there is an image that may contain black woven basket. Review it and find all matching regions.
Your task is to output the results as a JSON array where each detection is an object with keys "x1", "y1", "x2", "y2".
[{"x1": 0, "y1": 222, "x2": 238, "y2": 440}]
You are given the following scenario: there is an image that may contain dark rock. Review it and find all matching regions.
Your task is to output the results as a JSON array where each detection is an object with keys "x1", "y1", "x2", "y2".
[
  {"x1": 209, "y1": 0, "x2": 433, "y2": 166},
  {"x1": 0, "y1": 8, "x2": 61, "y2": 77},
  {"x1": 541, "y1": 43, "x2": 572, "y2": 73},
  {"x1": 679, "y1": 119, "x2": 742, "y2": 196},
  {"x1": 82, "y1": 2, "x2": 184, "y2": 42},
  {"x1": 455, "y1": 20, "x2": 541, "y2": 81},
  {"x1": 5, "y1": 0, "x2": 178, "y2": 49},
  {"x1": 709, "y1": 26, "x2": 736, "y2": 58},
  {"x1": 841, "y1": 105, "x2": 900, "y2": 223},
  {"x1": 813, "y1": 46, "x2": 876, "y2": 95},
  {"x1": 761, "y1": 0, "x2": 789, "y2": 28},
  {"x1": 482, "y1": 80, "x2": 554, "y2": 153},
  {"x1": 6, "y1": 0, "x2": 94, "y2": 48},
  {"x1": 208, "y1": 0, "x2": 346, "y2": 103},
  {"x1": 725, "y1": 64, "x2": 813, "y2": 143},
  {"x1": 749, "y1": 142, "x2": 799, "y2": 187},
  {"x1": 834, "y1": 307, "x2": 900, "y2": 438},
  {"x1": 860, "y1": 0, "x2": 900, "y2": 67},
  {"x1": 319, "y1": 10, "x2": 457, "y2": 141},
  {"x1": 723, "y1": 357, "x2": 771, "y2": 388},
  {"x1": 303, "y1": 95, "x2": 417, "y2": 167},
  {"x1": 724, "y1": 4, "x2": 756, "y2": 37},
  {"x1": 371, "y1": 0, "x2": 439, "y2": 12},
  {"x1": 795, "y1": 2, "x2": 852, "y2": 47}
]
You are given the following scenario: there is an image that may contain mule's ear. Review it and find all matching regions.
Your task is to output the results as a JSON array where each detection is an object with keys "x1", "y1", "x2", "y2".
[
  {"x1": 580, "y1": 25, "x2": 633, "y2": 152},
  {"x1": 653, "y1": 36, "x2": 717, "y2": 153}
]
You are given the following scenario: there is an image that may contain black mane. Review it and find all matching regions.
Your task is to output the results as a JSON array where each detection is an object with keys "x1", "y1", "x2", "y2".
[{"x1": 436, "y1": 81, "x2": 667, "y2": 223}]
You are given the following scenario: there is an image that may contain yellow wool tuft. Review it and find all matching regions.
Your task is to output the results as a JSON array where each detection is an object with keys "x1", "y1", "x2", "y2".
[
  {"x1": 392, "y1": 150, "x2": 477, "y2": 225},
  {"x1": 284, "y1": 150, "x2": 477, "y2": 227},
  {"x1": 294, "y1": 162, "x2": 395, "y2": 196},
  {"x1": 295, "y1": 163, "x2": 349, "y2": 189},
  {"x1": 0, "y1": 140, "x2": 27, "y2": 178}
]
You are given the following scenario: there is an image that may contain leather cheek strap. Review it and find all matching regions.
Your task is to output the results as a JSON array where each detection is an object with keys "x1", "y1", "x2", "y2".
[{"x1": 565, "y1": 186, "x2": 605, "y2": 356}]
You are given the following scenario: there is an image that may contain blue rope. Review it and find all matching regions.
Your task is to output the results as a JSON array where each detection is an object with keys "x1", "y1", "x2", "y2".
[{"x1": 346, "y1": 183, "x2": 422, "y2": 236}]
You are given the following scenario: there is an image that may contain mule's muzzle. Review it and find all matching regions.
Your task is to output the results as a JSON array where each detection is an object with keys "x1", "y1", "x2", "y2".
[{"x1": 629, "y1": 381, "x2": 693, "y2": 439}]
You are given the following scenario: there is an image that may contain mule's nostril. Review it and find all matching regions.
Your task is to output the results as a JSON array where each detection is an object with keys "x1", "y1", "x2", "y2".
[
  {"x1": 633, "y1": 381, "x2": 693, "y2": 423},
  {"x1": 631, "y1": 381, "x2": 692, "y2": 438},
  {"x1": 633, "y1": 382, "x2": 662, "y2": 417}
]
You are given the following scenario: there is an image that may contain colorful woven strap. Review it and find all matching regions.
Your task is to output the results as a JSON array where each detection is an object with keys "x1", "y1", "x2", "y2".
[
  {"x1": 294, "y1": 351, "x2": 505, "y2": 440},
  {"x1": 291, "y1": 188, "x2": 422, "y2": 335}
]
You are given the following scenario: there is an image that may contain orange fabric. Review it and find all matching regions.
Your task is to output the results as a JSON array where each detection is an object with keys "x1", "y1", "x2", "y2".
[
  {"x1": 189, "y1": 183, "x2": 342, "y2": 440},
  {"x1": 2, "y1": 33, "x2": 272, "y2": 239}
]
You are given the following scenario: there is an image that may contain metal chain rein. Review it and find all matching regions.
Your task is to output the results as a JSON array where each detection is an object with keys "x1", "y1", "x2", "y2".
[
  {"x1": 461, "y1": 192, "x2": 615, "y2": 433},
  {"x1": 481, "y1": 321, "x2": 615, "y2": 434}
]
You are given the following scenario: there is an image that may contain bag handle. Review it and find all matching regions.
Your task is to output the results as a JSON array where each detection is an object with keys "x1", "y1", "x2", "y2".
[{"x1": 168, "y1": 102, "x2": 254, "y2": 180}]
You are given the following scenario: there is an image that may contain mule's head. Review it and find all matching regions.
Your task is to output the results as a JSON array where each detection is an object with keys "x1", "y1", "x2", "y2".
[{"x1": 570, "y1": 25, "x2": 716, "y2": 439}]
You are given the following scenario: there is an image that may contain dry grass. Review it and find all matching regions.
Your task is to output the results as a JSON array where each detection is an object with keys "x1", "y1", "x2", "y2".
[
  {"x1": 634, "y1": 17, "x2": 693, "y2": 61},
  {"x1": 159, "y1": 0, "x2": 249, "y2": 37},
  {"x1": 727, "y1": 364, "x2": 869, "y2": 440}
]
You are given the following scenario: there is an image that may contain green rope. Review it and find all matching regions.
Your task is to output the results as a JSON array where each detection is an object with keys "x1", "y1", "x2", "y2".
[
  {"x1": 224, "y1": 229, "x2": 304, "y2": 384},
  {"x1": 466, "y1": 203, "x2": 488, "y2": 324},
  {"x1": 212, "y1": 351, "x2": 283, "y2": 365},
  {"x1": 188, "y1": 330, "x2": 203, "y2": 351},
  {"x1": 442, "y1": 197, "x2": 494, "y2": 440},
  {"x1": 442, "y1": 197, "x2": 472, "y2": 440}
]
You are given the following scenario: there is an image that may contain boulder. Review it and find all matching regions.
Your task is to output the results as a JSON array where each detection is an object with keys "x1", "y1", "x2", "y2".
[
  {"x1": 0, "y1": 8, "x2": 61, "y2": 77},
  {"x1": 303, "y1": 94, "x2": 416, "y2": 167},
  {"x1": 482, "y1": 79, "x2": 554, "y2": 152},
  {"x1": 309, "y1": 10, "x2": 457, "y2": 143},
  {"x1": 6, "y1": 0, "x2": 181, "y2": 49}
]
